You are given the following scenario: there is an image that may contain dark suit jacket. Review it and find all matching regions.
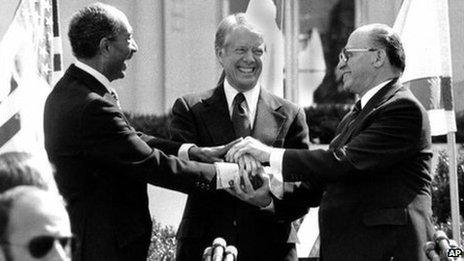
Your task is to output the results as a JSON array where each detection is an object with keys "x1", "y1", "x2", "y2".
[
  {"x1": 44, "y1": 64, "x2": 215, "y2": 261},
  {"x1": 170, "y1": 85, "x2": 314, "y2": 261},
  {"x1": 282, "y1": 79, "x2": 434, "y2": 261}
]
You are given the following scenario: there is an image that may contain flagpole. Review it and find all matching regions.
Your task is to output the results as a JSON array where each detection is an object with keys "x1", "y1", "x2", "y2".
[
  {"x1": 437, "y1": 0, "x2": 460, "y2": 245},
  {"x1": 283, "y1": 0, "x2": 299, "y2": 102}
]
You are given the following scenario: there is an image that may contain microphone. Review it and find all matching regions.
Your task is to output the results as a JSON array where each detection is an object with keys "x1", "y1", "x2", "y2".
[
  {"x1": 423, "y1": 241, "x2": 440, "y2": 261},
  {"x1": 203, "y1": 246, "x2": 212, "y2": 261},
  {"x1": 212, "y1": 237, "x2": 226, "y2": 261},
  {"x1": 434, "y1": 230, "x2": 451, "y2": 257},
  {"x1": 224, "y1": 245, "x2": 238, "y2": 261}
]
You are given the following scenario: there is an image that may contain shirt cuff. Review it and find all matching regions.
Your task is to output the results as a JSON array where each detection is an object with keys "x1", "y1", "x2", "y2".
[
  {"x1": 269, "y1": 148, "x2": 285, "y2": 184},
  {"x1": 263, "y1": 166, "x2": 283, "y2": 200},
  {"x1": 214, "y1": 162, "x2": 239, "y2": 189},
  {"x1": 178, "y1": 143, "x2": 196, "y2": 161}
]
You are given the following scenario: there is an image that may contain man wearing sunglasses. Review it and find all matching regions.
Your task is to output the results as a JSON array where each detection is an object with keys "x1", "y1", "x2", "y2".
[
  {"x1": 226, "y1": 23, "x2": 434, "y2": 260},
  {"x1": 0, "y1": 186, "x2": 72, "y2": 261}
]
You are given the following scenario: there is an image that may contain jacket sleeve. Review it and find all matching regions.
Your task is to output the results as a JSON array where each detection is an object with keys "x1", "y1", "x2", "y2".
[
  {"x1": 274, "y1": 107, "x2": 323, "y2": 221},
  {"x1": 170, "y1": 97, "x2": 199, "y2": 143},
  {"x1": 80, "y1": 98, "x2": 215, "y2": 194},
  {"x1": 282, "y1": 98, "x2": 427, "y2": 184}
]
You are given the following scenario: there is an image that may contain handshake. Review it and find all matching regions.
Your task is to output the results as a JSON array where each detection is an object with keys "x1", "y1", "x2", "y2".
[
  {"x1": 424, "y1": 230, "x2": 464, "y2": 261},
  {"x1": 189, "y1": 137, "x2": 276, "y2": 208}
]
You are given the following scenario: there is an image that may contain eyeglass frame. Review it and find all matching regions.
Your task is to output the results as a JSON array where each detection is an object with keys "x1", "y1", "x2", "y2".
[
  {"x1": 339, "y1": 48, "x2": 379, "y2": 63},
  {"x1": 0, "y1": 235, "x2": 74, "y2": 258}
]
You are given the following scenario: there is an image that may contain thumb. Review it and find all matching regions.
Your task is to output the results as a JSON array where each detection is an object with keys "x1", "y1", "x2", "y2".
[{"x1": 217, "y1": 138, "x2": 243, "y2": 155}]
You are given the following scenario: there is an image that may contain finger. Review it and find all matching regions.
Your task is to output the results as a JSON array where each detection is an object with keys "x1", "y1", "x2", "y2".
[
  {"x1": 243, "y1": 155, "x2": 252, "y2": 172},
  {"x1": 232, "y1": 147, "x2": 250, "y2": 163},
  {"x1": 242, "y1": 170, "x2": 254, "y2": 193},
  {"x1": 226, "y1": 140, "x2": 247, "y2": 161},
  {"x1": 237, "y1": 156, "x2": 246, "y2": 171},
  {"x1": 234, "y1": 175, "x2": 246, "y2": 196},
  {"x1": 223, "y1": 138, "x2": 243, "y2": 152}
]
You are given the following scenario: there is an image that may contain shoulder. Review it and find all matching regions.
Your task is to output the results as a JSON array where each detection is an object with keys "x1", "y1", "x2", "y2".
[
  {"x1": 261, "y1": 90, "x2": 303, "y2": 115},
  {"x1": 173, "y1": 87, "x2": 220, "y2": 109}
]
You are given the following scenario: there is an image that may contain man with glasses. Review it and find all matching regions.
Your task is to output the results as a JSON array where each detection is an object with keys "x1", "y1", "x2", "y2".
[
  {"x1": 226, "y1": 23, "x2": 434, "y2": 260},
  {"x1": 0, "y1": 186, "x2": 72, "y2": 261}
]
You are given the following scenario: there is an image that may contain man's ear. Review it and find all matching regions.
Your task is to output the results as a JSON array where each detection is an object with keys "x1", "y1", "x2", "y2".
[
  {"x1": 99, "y1": 37, "x2": 112, "y2": 57},
  {"x1": 372, "y1": 49, "x2": 386, "y2": 68},
  {"x1": 215, "y1": 47, "x2": 224, "y2": 66}
]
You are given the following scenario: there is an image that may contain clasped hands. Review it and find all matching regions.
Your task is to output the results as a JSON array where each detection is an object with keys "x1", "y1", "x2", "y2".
[{"x1": 190, "y1": 137, "x2": 274, "y2": 208}]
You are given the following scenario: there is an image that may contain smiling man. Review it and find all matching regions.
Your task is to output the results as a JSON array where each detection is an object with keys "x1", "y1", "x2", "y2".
[
  {"x1": 43, "y1": 3, "x2": 239, "y2": 261},
  {"x1": 226, "y1": 23, "x2": 435, "y2": 261},
  {"x1": 170, "y1": 13, "x2": 313, "y2": 261}
]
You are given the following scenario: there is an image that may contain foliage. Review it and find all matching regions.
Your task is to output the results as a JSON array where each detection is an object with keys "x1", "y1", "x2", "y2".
[
  {"x1": 147, "y1": 218, "x2": 177, "y2": 261},
  {"x1": 304, "y1": 104, "x2": 351, "y2": 144},
  {"x1": 124, "y1": 112, "x2": 172, "y2": 139},
  {"x1": 431, "y1": 149, "x2": 464, "y2": 239}
]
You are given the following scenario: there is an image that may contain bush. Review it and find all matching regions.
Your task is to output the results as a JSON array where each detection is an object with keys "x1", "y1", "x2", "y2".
[
  {"x1": 147, "y1": 218, "x2": 177, "y2": 261},
  {"x1": 431, "y1": 149, "x2": 464, "y2": 239}
]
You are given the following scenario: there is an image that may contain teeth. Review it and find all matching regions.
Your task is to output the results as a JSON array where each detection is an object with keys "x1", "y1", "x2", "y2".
[{"x1": 238, "y1": 67, "x2": 253, "y2": 73}]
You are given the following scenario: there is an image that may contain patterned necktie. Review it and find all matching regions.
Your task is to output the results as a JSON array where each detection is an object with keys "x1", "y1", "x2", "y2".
[
  {"x1": 109, "y1": 89, "x2": 122, "y2": 109},
  {"x1": 330, "y1": 100, "x2": 362, "y2": 149},
  {"x1": 232, "y1": 92, "x2": 251, "y2": 138}
]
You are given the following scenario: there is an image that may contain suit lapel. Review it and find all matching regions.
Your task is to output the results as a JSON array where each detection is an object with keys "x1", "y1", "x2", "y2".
[
  {"x1": 252, "y1": 88, "x2": 286, "y2": 145},
  {"x1": 199, "y1": 85, "x2": 237, "y2": 144},
  {"x1": 337, "y1": 78, "x2": 402, "y2": 146}
]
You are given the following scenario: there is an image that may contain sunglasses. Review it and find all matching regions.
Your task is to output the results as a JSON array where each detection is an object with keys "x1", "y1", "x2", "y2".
[{"x1": 1, "y1": 235, "x2": 73, "y2": 258}]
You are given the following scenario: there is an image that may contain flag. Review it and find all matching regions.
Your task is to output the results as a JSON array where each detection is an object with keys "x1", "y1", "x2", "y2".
[
  {"x1": 298, "y1": 28, "x2": 326, "y2": 107},
  {"x1": 393, "y1": 0, "x2": 456, "y2": 136},
  {"x1": 246, "y1": 0, "x2": 285, "y2": 97},
  {"x1": 0, "y1": 0, "x2": 61, "y2": 154}
]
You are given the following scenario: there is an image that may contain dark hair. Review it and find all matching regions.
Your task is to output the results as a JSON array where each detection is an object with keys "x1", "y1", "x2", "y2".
[
  {"x1": 68, "y1": 3, "x2": 123, "y2": 59},
  {"x1": 214, "y1": 13, "x2": 263, "y2": 52},
  {"x1": 0, "y1": 152, "x2": 56, "y2": 193},
  {"x1": 368, "y1": 24, "x2": 406, "y2": 72}
]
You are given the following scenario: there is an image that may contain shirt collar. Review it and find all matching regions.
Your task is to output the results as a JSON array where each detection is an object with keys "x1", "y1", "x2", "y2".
[
  {"x1": 223, "y1": 78, "x2": 260, "y2": 118},
  {"x1": 360, "y1": 80, "x2": 391, "y2": 109},
  {"x1": 74, "y1": 60, "x2": 112, "y2": 93}
]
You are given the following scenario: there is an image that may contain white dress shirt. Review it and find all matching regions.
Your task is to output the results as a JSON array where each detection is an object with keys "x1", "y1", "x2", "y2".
[{"x1": 223, "y1": 78, "x2": 261, "y2": 129}]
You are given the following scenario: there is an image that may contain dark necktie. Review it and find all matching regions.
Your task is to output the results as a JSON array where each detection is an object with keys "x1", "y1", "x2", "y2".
[
  {"x1": 109, "y1": 89, "x2": 122, "y2": 109},
  {"x1": 232, "y1": 92, "x2": 251, "y2": 138},
  {"x1": 330, "y1": 100, "x2": 362, "y2": 149}
]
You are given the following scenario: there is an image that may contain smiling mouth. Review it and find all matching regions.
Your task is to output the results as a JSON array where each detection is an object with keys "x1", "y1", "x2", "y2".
[{"x1": 237, "y1": 66, "x2": 255, "y2": 74}]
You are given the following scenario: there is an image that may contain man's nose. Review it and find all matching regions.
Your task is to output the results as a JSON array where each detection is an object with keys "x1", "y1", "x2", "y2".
[
  {"x1": 130, "y1": 38, "x2": 138, "y2": 52},
  {"x1": 242, "y1": 49, "x2": 254, "y2": 62}
]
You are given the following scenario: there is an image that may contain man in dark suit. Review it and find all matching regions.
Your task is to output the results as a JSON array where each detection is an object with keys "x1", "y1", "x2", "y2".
[
  {"x1": 226, "y1": 23, "x2": 435, "y2": 261},
  {"x1": 43, "y1": 3, "x2": 235, "y2": 261},
  {"x1": 170, "y1": 13, "x2": 314, "y2": 261}
]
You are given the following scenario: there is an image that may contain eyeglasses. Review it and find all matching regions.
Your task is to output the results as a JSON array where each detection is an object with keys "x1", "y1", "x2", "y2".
[
  {"x1": 1, "y1": 235, "x2": 73, "y2": 258},
  {"x1": 339, "y1": 48, "x2": 378, "y2": 62}
]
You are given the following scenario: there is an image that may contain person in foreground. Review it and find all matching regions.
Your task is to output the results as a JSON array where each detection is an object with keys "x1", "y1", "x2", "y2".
[
  {"x1": 170, "y1": 13, "x2": 314, "y2": 261},
  {"x1": 226, "y1": 23, "x2": 434, "y2": 261},
  {"x1": 44, "y1": 3, "x2": 236, "y2": 261},
  {"x1": 0, "y1": 186, "x2": 72, "y2": 261}
]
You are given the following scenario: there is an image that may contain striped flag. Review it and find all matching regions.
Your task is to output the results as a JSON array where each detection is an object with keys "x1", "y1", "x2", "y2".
[
  {"x1": 0, "y1": 0, "x2": 62, "y2": 154},
  {"x1": 246, "y1": 0, "x2": 285, "y2": 98},
  {"x1": 393, "y1": 0, "x2": 456, "y2": 136}
]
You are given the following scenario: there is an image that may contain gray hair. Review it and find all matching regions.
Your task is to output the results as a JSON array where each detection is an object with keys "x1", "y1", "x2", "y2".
[{"x1": 214, "y1": 13, "x2": 263, "y2": 52}]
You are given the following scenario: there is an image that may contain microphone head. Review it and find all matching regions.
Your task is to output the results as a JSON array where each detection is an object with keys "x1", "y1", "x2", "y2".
[
  {"x1": 212, "y1": 237, "x2": 227, "y2": 248},
  {"x1": 203, "y1": 246, "x2": 212, "y2": 256},
  {"x1": 433, "y1": 230, "x2": 449, "y2": 242},
  {"x1": 225, "y1": 245, "x2": 238, "y2": 257}
]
